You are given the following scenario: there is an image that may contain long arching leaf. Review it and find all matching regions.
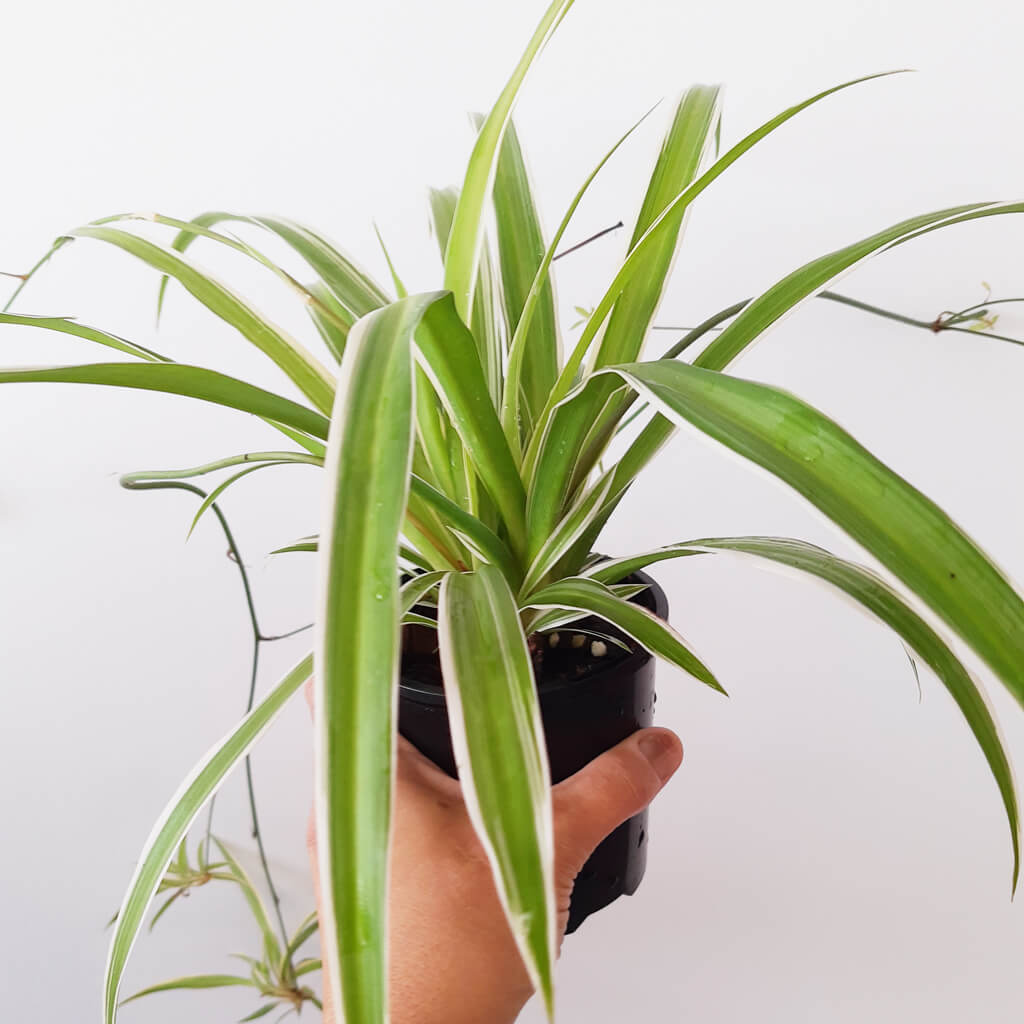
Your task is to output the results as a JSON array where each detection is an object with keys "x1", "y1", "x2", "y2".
[
  {"x1": 413, "y1": 293, "x2": 528, "y2": 555},
  {"x1": 0, "y1": 312, "x2": 168, "y2": 361},
  {"x1": 486, "y1": 116, "x2": 559, "y2": 429},
  {"x1": 70, "y1": 224, "x2": 336, "y2": 414},
  {"x1": 500, "y1": 105, "x2": 656, "y2": 459},
  {"x1": 438, "y1": 564, "x2": 557, "y2": 1018},
  {"x1": 627, "y1": 534, "x2": 1020, "y2": 889},
  {"x1": 444, "y1": 0, "x2": 576, "y2": 322},
  {"x1": 314, "y1": 292, "x2": 443, "y2": 1024},
  {"x1": 605, "y1": 358, "x2": 1024, "y2": 712},
  {"x1": 522, "y1": 576, "x2": 724, "y2": 692},
  {"x1": 103, "y1": 653, "x2": 313, "y2": 1024},
  {"x1": 0, "y1": 362, "x2": 330, "y2": 439}
]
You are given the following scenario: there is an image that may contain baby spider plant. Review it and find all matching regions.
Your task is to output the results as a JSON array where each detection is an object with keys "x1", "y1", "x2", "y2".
[
  {"x1": 115, "y1": 836, "x2": 322, "y2": 1021},
  {"x1": 4, "y1": 0, "x2": 1024, "y2": 1020}
]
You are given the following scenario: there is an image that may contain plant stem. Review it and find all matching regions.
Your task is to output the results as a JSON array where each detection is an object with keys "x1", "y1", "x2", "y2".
[
  {"x1": 817, "y1": 291, "x2": 1024, "y2": 347},
  {"x1": 612, "y1": 289, "x2": 1024, "y2": 439},
  {"x1": 120, "y1": 476, "x2": 299, "y2": 949},
  {"x1": 552, "y1": 221, "x2": 624, "y2": 262},
  {"x1": 655, "y1": 289, "x2": 1024, "y2": 362}
]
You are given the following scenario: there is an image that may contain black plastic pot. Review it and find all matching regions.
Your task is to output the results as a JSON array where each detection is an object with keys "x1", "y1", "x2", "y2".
[{"x1": 397, "y1": 569, "x2": 667, "y2": 934}]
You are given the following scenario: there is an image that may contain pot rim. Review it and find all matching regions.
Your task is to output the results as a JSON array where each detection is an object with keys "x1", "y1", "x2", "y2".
[{"x1": 398, "y1": 567, "x2": 668, "y2": 705}]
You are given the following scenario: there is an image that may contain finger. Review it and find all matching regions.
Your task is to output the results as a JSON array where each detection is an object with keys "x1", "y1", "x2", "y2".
[
  {"x1": 552, "y1": 727, "x2": 683, "y2": 875},
  {"x1": 304, "y1": 678, "x2": 314, "y2": 718}
]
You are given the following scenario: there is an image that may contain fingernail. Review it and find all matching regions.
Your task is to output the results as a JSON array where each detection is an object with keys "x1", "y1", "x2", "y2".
[{"x1": 637, "y1": 731, "x2": 682, "y2": 783}]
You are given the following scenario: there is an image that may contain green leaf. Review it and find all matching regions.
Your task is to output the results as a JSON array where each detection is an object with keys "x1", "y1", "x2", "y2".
[
  {"x1": 314, "y1": 292, "x2": 443, "y2": 1024},
  {"x1": 120, "y1": 451, "x2": 323, "y2": 487},
  {"x1": 582, "y1": 547, "x2": 705, "y2": 585},
  {"x1": 103, "y1": 653, "x2": 313, "y2": 1024},
  {"x1": 536, "y1": 73, "x2": 905, "y2": 419},
  {"x1": 526, "y1": 583, "x2": 649, "y2": 633},
  {"x1": 438, "y1": 565, "x2": 556, "y2": 1018},
  {"x1": 425, "y1": 184, "x2": 504, "y2": 480},
  {"x1": 444, "y1": 0, "x2": 576, "y2": 322},
  {"x1": 428, "y1": 186, "x2": 459, "y2": 258},
  {"x1": 183, "y1": 458, "x2": 317, "y2": 537},
  {"x1": 0, "y1": 235, "x2": 73, "y2": 313},
  {"x1": 213, "y1": 839, "x2": 282, "y2": 966},
  {"x1": 657, "y1": 534, "x2": 1020, "y2": 888},
  {"x1": 0, "y1": 362, "x2": 330, "y2": 440},
  {"x1": 155, "y1": 211, "x2": 390, "y2": 340},
  {"x1": 147, "y1": 889, "x2": 185, "y2": 932},
  {"x1": 522, "y1": 72, "x2": 908, "y2": 493},
  {"x1": 306, "y1": 280, "x2": 350, "y2": 361},
  {"x1": 70, "y1": 223, "x2": 337, "y2": 414},
  {"x1": 399, "y1": 570, "x2": 449, "y2": 613},
  {"x1": 0, "y1": 312, "x2": 168, "y2": 361},
  {"x1": 409, "y1": 476, "x2": 521, "y2": 583},
  {"x1": 413, "y1": 293, "x2": 528, "y2": 556},
  {"x1": 485, "y1": 115, "x2": 559, "y2": 430},
  {"x1": 439, "y1": 157, "x2": 507, "y2": 410},
  {"x1": 269, "y1": 541, "x2": 317, "y2": 555},
  {"x1": 293, "y1": 958, "x2": 323, "y2": 978},
  {"x1": 606, "y1": 358, "x2": 1024, "y2": 712},
  {"x1": 282, "y1": 910, "x2": 320, "y2": 969},
  {"x1": 120, "y1": 974, "x2": 256, "y2": 1004},
  {"x1": 694, "y1": 201, "x2": 1018, "y2": 372},
  {"x1": 520, "y1": 472, "x2": 616, "y2": 597},
  {"x1": 501, "y1": 105, "x2": 656, "y2": 460},
  {"x1": 403, "y1": 612, "x2": 439, "y2": 629},
  {"x1": 594, "y1": 85, "x2": 723, "y2": 370},
  {"x1": 238, "y1": 1004, "x2": 277, "y2": 1022},
  {"x1": 523, "y1": 576, "x2": 724, "y2": 692},
  {"x1": 373, "y1": 222, "x2": 409, "y2": 299}
]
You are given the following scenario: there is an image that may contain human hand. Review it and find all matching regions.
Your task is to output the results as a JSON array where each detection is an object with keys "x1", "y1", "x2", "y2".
[{"x1": 306, "y1": 684, "x2": 682, "y2": 1024}]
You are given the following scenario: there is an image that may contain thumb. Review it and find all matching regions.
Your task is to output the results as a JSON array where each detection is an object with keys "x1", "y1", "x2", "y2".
[{"x1": 552, "y1": 727, "x2": 683, "y2": 875}]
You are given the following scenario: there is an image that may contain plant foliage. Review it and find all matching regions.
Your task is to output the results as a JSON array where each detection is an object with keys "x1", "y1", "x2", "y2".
[{"x1": 4, "y1": 1, "x2": 1024, "y2": 1020}]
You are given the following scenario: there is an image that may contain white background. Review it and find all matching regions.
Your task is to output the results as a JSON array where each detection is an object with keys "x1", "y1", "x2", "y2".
[{"x1": 3, "y1": 0, "x2": 1024, "y2": 1020}]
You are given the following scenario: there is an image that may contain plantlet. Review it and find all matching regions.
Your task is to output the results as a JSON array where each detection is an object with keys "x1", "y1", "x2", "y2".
[{"x1": 5, "y1": 0, "x2": 1024, "y2": 1020}]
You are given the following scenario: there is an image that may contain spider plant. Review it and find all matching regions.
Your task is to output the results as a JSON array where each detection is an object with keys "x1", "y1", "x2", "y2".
[{"x1": 4, "y1": 0, "x2": 1024, "y2": 1020}]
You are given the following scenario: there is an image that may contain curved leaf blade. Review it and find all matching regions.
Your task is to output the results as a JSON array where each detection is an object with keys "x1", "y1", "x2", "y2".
[
  {"x1": 607, "y1": 359, "x2": 1024, "y2": 711},
  {"x1": 212, "y1": 838, "x2": 283, "y2": 965},
  {"x1": 502, "y1": 105, "x2": 656, "y2": 459},
  {"x1": 314, "y1": 292, "x2": 442, "y2": 1024},
  {"x1": 675, "y1": 534, "x2": 1019, "y2": 888},
  {"x1": 530, "y1": 71, "x2": 907, "y2": 438},
  {"x1": 694, "y1": 201, "x2": 1024, "y2": 371},
  {"x1": 103, "y1": 653, "x2": 313, "y2": 1024},
  {"x1": 409, "y1": 475, "x2": 521, "y2": 583},
  {"x1": 486, "y1": 116, "x2": 559, "y2": 428},
  {"x1": 156, "y1": 211, "x2": 391, "y2": 354},
  {"x1": 71, "y1": 224, "x2": 336, "y2": 414},
  {"x1": 0, "y1": 362, "x2": 330, "y2": 439},
  {"x1": 438, "y1": 564, "x2": 557, "y2": 1018},
  {"x1": 520, "y1": 472, "x2": 616, "y2": 597},
  {"x1": 594, "y1": 84, "x2": 723, "y2": 370},
  {"x1": 187, "y1": 462, "x2": 297, "y2": 538},
  {"x1": 444, "y1": 0, "x2": 576, "y2": 321},
  {"x1": 413, "y1": 293, "x2": 528, "y2": 555},
  {"x1": 0, "y1": 312, "x2": 167, "y2": 362},
  {"x1": 522, "y1": 576, "x2": 724, "y2": 692},
  {"x1": 120, "y1": 974, "x2": 255, "y2": 1005},
  {"x1": 525, "y1": 76, "x2": 909, "y2": 550},
  {"x1": 399, "y1": 570, "x2": 450, "y2": 613}
]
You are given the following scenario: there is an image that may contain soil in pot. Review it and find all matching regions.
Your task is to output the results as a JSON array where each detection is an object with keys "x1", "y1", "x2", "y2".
[{"x1": 397, "y1": 569, "x2": 666, "y2": 934}]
